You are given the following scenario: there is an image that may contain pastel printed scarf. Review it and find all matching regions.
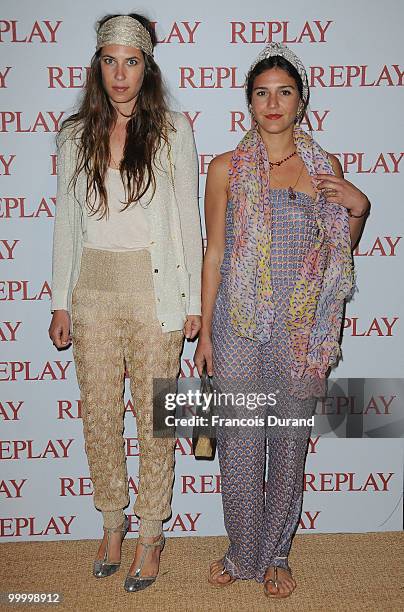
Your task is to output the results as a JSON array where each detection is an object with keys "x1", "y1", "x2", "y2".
[{"x1": 228, "y1": 125, "x2": 355, "y2": 396}]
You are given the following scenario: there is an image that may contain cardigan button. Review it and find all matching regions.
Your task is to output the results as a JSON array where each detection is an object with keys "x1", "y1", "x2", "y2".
[
  {"x1": 154, "y1": 269, "x2": 158, "y2": 273},
  {"x1": 161, "y1": 322, "x2": 165, "y2": 327},
  {"x1": 181, "y1": 293, "x2": 186, "y2": 298},
  {"x1": 177, "y1": 264, "x2": 180, "y2": 268}
]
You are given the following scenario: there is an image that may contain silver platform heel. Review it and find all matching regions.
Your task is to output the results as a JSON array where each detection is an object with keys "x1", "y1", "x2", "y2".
[
  {"x1": 124, "y1": 533, "x2": 165, "y2": 592},
  {"x1": 93, "y1": 515, "x2": 129, "y2": 578}
]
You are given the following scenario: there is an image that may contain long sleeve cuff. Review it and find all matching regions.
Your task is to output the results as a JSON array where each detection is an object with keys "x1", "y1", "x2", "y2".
[
  {"x1": 51, "y1": 289, "x2": 69, "y2": 312},
  {"x1": 188, "y1": 295, "x2": 201, "y2": 316}
]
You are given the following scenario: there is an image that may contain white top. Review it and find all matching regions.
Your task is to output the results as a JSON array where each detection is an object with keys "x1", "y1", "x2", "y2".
[{"x1": 83, "y1": 168, "x2": 150, "y2": 251}]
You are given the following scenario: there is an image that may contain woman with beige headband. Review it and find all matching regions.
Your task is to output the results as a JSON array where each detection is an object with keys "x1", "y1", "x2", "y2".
[
  {"x1": 195, "y1": 42, "x2": 369, "y2": 598},
  {"x1": 49, "y1": 13, "x2": 202, "y2": 592}
]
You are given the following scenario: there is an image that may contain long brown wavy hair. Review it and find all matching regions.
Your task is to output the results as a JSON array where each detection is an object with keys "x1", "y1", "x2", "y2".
[{"x1": 61, "y1": 13, "x2": 173, "y2": 218}]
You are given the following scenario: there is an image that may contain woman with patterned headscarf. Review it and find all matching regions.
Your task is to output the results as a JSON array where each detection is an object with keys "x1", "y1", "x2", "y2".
[{"x1": 195, "y1": 43, "x2": 369, "y2": 598}]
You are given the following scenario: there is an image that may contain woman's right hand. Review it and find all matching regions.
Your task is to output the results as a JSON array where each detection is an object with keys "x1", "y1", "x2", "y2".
[
  {"x1": 194, "y1": 333, "x2": 213, "y2": 377},
  {"x1": 49, "y1": 310, "x2": 71, "y2": 349}
]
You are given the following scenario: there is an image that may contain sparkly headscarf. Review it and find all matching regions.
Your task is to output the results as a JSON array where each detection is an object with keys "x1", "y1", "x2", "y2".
[
  {"x1": 246, "y1": 42, "x2": 309, "y2": 105},
  {"x1": 96, "y1": 15, "x2": 154, "y2": 56},
  {"x1": 228, "y1": 44, "x2": 355, "y2": 398}
]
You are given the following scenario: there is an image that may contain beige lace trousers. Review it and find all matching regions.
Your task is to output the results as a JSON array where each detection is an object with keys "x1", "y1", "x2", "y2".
[{"x1": 71, "y1": 248, "x2": 183, "y2": 534}]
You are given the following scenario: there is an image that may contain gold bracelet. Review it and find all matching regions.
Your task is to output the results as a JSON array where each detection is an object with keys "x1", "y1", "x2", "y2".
[{"x1": 348, "y1": 203, "x2": 370, "y2": 218}]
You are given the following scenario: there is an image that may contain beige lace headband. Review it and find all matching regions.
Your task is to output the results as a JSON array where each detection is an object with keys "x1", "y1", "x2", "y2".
[{"x1": 96, "y1": 16, "x2": 153, "y2": 56}]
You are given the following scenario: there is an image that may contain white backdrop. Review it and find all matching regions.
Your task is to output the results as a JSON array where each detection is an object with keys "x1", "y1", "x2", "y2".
[{"x1": 1, "y1": 0, "x2": 403, "y2": 541}]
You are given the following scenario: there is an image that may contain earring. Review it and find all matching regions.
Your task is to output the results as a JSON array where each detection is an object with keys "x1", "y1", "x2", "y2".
[
  {"x1": 248, "y1": 104, "x2": 258, "y2": 126},
  {"x1": 295, "y1": 102, "x2": 305, "y2": 124}
]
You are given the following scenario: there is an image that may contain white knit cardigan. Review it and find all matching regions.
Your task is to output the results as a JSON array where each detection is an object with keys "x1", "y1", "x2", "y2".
[{"x1": 51, "y1": 111, "x2": 202, "y2": 332}]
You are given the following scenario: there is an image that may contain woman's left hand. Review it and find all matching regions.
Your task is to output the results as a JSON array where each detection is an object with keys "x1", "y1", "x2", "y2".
[
  {"x1": 183, "y1": 315, "x2": 202, "y2": 340},
  {"x1": 313, "y1": 174, "x2": 370, "y2": 217}
]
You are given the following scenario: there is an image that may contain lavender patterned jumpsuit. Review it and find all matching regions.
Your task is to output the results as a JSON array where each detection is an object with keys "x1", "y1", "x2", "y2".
[{"x1": 212, "y1": 188, "x2": 318, "y2": 582}]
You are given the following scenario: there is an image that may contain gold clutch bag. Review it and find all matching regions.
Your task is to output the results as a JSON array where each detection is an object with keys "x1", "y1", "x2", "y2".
[{"x1": 192, "y1": 368, "x2": 216, "y2": 460}]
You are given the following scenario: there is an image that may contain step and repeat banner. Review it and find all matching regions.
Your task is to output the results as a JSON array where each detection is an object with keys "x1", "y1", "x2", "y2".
[{"x1": 1, "y1": 0, "x2": 403, "y2": 541}]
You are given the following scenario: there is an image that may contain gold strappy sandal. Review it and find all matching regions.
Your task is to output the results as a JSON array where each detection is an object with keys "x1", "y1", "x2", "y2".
[
  {"x1": 208, "y1": 558, "x2": 237, "y2": 588},
  {"x1": 263, "y1": 563, "x2": 295, "y2": 599}
]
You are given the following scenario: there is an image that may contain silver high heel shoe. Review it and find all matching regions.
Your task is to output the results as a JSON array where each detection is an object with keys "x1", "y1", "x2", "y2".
[
  {"x1": 124, "y1": 533, "x2": 165, "y2": 592},
  {"x1": 93, "y1": 515, "x2": 129, "y2": 578}
]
